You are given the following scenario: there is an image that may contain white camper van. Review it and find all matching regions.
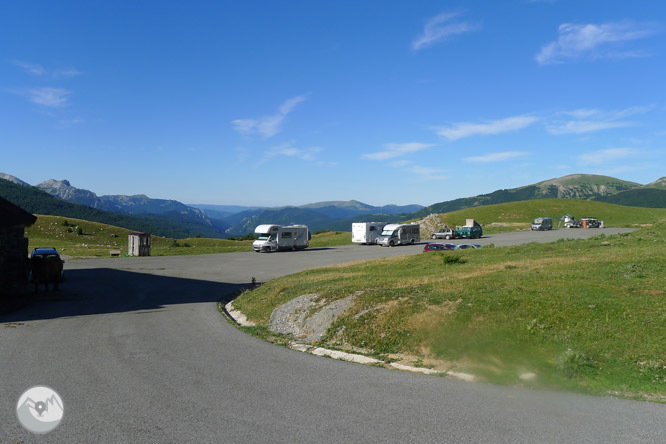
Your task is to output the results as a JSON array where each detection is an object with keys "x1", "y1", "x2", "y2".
[
  {"x1": 377, "y1": 223, "x2": 420, "y2": 247},
  {"x1": 352, "y1": 222, "x2": 386, "y2": 244},
  {"x1": 531, "y1": 217, "x2": 553, "y2": 231},
  {"x1": 252, "y1": 224, "x2": 310, "y2": 252}
]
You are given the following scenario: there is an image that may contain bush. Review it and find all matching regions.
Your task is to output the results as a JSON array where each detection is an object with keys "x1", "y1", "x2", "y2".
[{"x1": 442, "y1": 255, "x2": 466, "y2": 265}]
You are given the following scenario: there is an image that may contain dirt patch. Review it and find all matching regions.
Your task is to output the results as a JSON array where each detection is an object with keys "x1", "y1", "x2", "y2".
[{"x1": 407, "y1": 299, "x2": 461, "y2": 330}]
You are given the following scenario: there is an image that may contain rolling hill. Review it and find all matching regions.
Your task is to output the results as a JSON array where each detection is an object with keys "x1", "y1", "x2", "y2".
[
  {"x1": 0, "y1": 178, "x2": 227, "y2": 238},
  {"x1": 414, "y1": 174, "x2": 645, "y2": 218}
]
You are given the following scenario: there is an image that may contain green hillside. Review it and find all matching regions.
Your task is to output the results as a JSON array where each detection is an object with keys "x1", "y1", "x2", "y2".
[
  {"x1": 594, "y1": 189, "x2": 666, "y2": 208},
  {"x1": 414, "y1": 174, "x2": 643, "y2": 218},
  {"x1": 422, "y1": 199, "x2": 666, "y2": 234},
  {"x1": 0, "y1": 178, "x2": 224, "y2": 239}
]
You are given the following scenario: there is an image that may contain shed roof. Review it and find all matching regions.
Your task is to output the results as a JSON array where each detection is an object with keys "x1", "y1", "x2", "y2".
[{"x1": 0, "y1": 196, "x2": 37, "y2": 228}]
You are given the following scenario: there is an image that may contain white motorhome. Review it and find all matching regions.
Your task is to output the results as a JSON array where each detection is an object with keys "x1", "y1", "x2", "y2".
[
  {"x1": 531, "y1": 217, "x2": 553, "y2": 231},
  {"x1": 252, "y1": 224, "x2": 310, "y2": 252},
  {"x1": 377, "y1": 223, "x2": 420, "y2": 247},
  {"x1": 352, "y1": 222, "x2": 386, "y2": 244}
]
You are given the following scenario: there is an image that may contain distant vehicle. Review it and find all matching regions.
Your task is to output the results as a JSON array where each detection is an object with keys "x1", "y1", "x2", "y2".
[
  {"x1": 430, "y1": 225, "x2": 457, "y2": 240},
  {"x1": 29, "y1": 247, "x2": 65, "y2": 292},
  {"x1": 531, "y1": 217, "x2": 553, "y2": 231},
  {"x1": 29, "y1": 247, "x2": 64, "y2": 281},
  {"x1": 455, "y1": 244, "x2": 482, "y2": 250},
  {"x1": 431, "y1": 219, "x2": 483, "y2": 240},
  {"x1": 564, "y1": 216, "x2": 602, "y2": 229},
  {"x1": 377, "y1": 223, "x2": 420, "y2": 247},
  {"x1": 352, "y1": 222, "x2": 386, "y2": 245},
  {"x1": 423, "y1": 243, "x2": 456, "y2": 252},
  {"x1": 252, "y1": 224, "x2": 310, "y2": 252},
  {"x1": 580, "y1": 217, "x2": 602, "y2": 229}
]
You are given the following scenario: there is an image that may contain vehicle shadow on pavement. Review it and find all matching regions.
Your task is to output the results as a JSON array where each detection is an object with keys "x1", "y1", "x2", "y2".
[{"x1": 0, "y1": 268, "x2": 248, "y2": 323}]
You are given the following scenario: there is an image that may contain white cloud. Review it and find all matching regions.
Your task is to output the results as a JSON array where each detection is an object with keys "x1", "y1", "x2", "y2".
[
  {"x1": 232, "y1": 95, "x2": 307, "y2": 138},
  {"x1": 389, "y1": 160, "x2": 413, "y2": 168},
  {"x1": 12, "y1": 60, "x2": 82, "y2": 78},
  {"x1": 547, "y1": 106, "x2": 650, "y2": 134},
  {"x1": 363, "y1": 143, "x2": 434, "y2": 160},
  {"x1": 464, "y1": 151, "x2": 529, "y2": 163},
  {"x1": 262, "y1": 143, "x2": 324, "y2": 163},
  {"x1": 13, "y1": 60, "x2": 46, "y2": 76},
  {"x1": 436, "y1": 115, "x2": 538, "y2": 141},
  {"x1": 56, "y1": 68, "x2": 82, "y2": 78},
  {"x1": 409, "y1": 166, "x2": 447, "y2": 181},
  {"x1": 412, "y1": 12, "x2": 481, "y2": 51},
  {"x1": 578, "y1": 147, "x2": 639, "y2": 165},
  {"x1": 549, "y1": 120, "x2": 631, "y2": 134},
  {"x1": 536, "y1": 21, "x2": 661, "y2": 66},
  {"x1": 28, "y1": 87, "x2": 71, "y2": 107}
]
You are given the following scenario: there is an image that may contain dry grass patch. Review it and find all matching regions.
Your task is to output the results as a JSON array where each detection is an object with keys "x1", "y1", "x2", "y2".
[{"x1": 407, "y1": 299, "x2": 462, "y2": 330}]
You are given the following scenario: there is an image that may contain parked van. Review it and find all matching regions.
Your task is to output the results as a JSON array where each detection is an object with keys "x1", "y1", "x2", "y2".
[
  {"x1": 531, "y1": 217, "x2": 553, "y2": 231},
  {"x1": 377, "y1": 223, "x2": 420, "y2": 247},
  {"x1": 252, "y1": 224, "x2": 310, "y2": 252},
  {"x1": 352, "y1": 222, "x2": 386, "y2": 244}
]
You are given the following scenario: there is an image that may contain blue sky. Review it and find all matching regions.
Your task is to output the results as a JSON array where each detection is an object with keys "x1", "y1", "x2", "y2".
[{"x1": 2, "y1": 1, "x2": 665, "y2": 206}]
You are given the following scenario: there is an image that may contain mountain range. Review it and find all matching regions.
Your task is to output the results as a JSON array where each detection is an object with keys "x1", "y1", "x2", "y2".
[{"x1": 2, "y1": 172, "x2": 665, "y2": 238}]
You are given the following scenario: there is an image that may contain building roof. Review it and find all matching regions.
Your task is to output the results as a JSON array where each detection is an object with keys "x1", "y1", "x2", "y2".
[{"x1": 0, "y1": 196, "x2": 37, "y2": 228}]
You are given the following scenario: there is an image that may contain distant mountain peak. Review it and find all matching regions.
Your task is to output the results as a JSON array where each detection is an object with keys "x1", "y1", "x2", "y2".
[{"x1": 0, "y1": 172, "x2": 31, "y2": 186}]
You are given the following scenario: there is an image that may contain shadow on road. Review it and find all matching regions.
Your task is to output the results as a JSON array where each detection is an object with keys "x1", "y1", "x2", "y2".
[{"x1": 0, "y1": 268, "x2": 248, "y2": 323}]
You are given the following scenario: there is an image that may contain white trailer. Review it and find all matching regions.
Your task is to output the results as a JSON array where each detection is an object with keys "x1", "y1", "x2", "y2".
[
  {"x1": 252, "y1": 224, "x2": 310, "y2": 252},
  {"x1": 352, "y1": 222, "x2": 386, "y2": 244},
  {"x1": 377, "y1": 223, "x2": 420, "y2": 247}
]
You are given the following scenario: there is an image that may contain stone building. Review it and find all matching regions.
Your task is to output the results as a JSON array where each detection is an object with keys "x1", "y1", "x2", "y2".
[{"x1": 0, "y1": 197, "x2": 37, "y2": 297}]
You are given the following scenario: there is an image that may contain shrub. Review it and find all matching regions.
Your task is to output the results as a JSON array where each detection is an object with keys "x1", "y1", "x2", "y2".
[{"x1": 442, "y1": 255, "x2": 466, "y2": 265}]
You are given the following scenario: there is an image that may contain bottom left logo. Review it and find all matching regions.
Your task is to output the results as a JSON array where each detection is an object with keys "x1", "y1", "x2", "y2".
[{"x1": 16, "y1": 386, "x2": 65, "y2": 434}]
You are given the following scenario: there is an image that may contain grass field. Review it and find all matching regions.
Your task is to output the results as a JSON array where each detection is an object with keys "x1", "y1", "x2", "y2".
[
  {"x1": 425, "y1": 199, "x2": 666, "y2": 234},
  {"x1": 25, "y1": 215, "x2": 352, "y2": 258},
  {"x1": 233, "y1": 222, "x2": 666, "y2": 400}
]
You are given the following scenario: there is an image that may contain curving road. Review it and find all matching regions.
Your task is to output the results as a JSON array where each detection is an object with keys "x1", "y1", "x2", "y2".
[{"x1": 2, "y1": 228, "x2": 665, "y2": 443}]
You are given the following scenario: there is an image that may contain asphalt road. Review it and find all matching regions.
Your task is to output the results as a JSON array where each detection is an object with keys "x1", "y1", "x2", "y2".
[{"x1": 2, "y1": 228, "x2": 665, "y2": 443}]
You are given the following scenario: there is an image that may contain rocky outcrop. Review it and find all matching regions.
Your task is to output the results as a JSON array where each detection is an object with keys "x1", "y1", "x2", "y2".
[{"x1": 269, "y1": 293, "x2": 357, "y2": 343}]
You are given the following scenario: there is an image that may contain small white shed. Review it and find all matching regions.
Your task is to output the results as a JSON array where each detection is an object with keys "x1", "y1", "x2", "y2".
[{"x1": 128, "y1": 232, "x2": 151, "y2": 256}]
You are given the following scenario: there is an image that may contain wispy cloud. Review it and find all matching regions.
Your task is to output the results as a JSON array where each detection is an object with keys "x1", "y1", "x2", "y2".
[
  {"x1": 262, "y1": 142, "x2": 325, "y2": 163},
  {"x1": 578, "y1": 147, "x2": 640, "y2": 165},
  {"x1": 464, "y1": 151, "x2": 529, "y2": 163},
  {"x1": 12, "y1": 60, "x2": 82, "y2": 77},
  {"x1": 536, "y1": 21, "x2": 661, "y2": 66},
  {"x1": 436, "y1": 115, "x2": 538, "y2": 141},
  {"x1": 547, "y1": 106, "x2": 650, "y2": 134},
  {"x1": 412, "y1": 12, "x2": 481, "y2": 51},
  {"x1": 363, "y1": 143, "x2": 434, "y2": 161},
  {"x1": 12, "y1": 60, "x2": 46, "y2": 76},
  {"x1": 55, "y1": 68, "x2": 82, "y2": 78},
  {"x1": 232, "y1": 95, "x2": 307, "y2": 138},
  {"x1": 27, "y1": 87, "x2": 71, "y2": 107},
  {"x1": 409, "y1": 166, "x2": 447, "y2": 181}
]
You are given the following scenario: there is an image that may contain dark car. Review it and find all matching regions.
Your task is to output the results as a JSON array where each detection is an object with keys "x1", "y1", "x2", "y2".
[
  {"x1": 423, "y1": 243, "x2": 456, "y2": 252},
  {"x1": 30, "y1": 247, "x2": 65, "y2": 281}
]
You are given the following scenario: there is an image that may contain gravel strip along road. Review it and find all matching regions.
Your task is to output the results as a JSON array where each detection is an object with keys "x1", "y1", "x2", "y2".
[{"x1": 2, "y1": 228, "x2": 665, "y2": 443}]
